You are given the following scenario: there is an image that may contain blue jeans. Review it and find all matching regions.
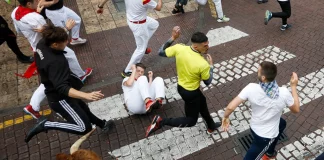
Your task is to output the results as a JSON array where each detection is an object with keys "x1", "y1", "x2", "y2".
[
  {"x1": 244, "y1": 118, "x2": 287, "y2": 160},
  {"x1": 316, "y1": 153, "x2": 324, "y2": 160}
]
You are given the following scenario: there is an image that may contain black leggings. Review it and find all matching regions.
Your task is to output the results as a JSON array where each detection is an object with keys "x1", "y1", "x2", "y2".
[
  {"x1": 0, "y1": 27, "x2": 29, "y2": 60},
  {"x1": 272, "y1": 0, "x2": 291, "y2": 25},
  {"x1": 45, "y1": 98, "x2": 105, "y2": 135},
  {"x1": 161, "y1": 85, "x2": 216, "y2": 129}
]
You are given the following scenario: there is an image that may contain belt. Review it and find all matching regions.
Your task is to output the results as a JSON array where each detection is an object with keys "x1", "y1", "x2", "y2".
[{"x1": 129, "y1": 19, "x2": 146, "y2": 24}]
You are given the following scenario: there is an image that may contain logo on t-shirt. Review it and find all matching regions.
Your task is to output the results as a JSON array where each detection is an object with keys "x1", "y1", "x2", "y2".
[{"x1": 36, "y1": 48, "x2": 44, "y2": 60}]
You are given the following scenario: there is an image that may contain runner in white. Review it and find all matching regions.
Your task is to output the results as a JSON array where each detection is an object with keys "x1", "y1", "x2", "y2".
[
  {"x1": 122, "y1": 63, "x2": 165, "y2": 114},
  {"x1": 39, "y1": 0, "x2": 87, "y2": 45},
  {"x1": 172, "y1": 0, "x2": 230, "y2": 22},
  {"x1": 221, "y1": 61, "x2": 300, "y2": 160},
  {"x1": 11, "y1": 0, "x2": 92, "y2": 119},
  {"x1": 120, "y1": 0, "x2": 162, "y2": 77}
]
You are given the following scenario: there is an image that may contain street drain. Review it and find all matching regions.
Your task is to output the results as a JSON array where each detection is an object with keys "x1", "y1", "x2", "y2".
[
  {"x1": 112, "y1": 0, "x2": 126, "y2": 12},
  {"x1": 236, "y1": 130, "x2": 289, "y2": 153}
]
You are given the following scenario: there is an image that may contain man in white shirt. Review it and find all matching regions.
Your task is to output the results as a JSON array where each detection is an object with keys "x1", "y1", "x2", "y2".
[
  {"x1": 221, "y1": 61, "x2": 300, "y2": 160},
  {"x1": 11, "y1": 0, "x2": 92, "y2": 119},
  {"x1": 121, "y1": 0, "x2": 162, "y2": 77},
  {"x1": 39, "y1": 0, "x2": 87, "y2": 45},
  {"x1": 264, "y1": 0, "x2": 291, "y2": 31},
  {"x1": 122, "y1": 63, "x2": 165, "y2": 114}
]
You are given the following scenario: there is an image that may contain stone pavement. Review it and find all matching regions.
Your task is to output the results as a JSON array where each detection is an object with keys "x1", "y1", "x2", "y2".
[{"x1": 1, "y1": 0, "x2": 324, "y2": 159}]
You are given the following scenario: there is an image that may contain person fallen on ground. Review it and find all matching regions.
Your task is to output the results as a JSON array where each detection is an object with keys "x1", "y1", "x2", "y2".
[
  {"x1": 122, "y1": 63, "x2": 165, "y2": 114},
  {"x1": 172, "y1": 0, "x2": 230, "y2": 22},
  {"x1": 0, "y1": 16, "x2": 33, "y2": 63},
  {"x1": 221, "y1": 62, "x2": 300, "y2": 160},
  {"x1": 145, "y1": 26, "x2": 221, "y2": 137},
  {"x1": 264, "y1": 0, "x2": 292, "y2": 31},
  {"x1": 24, "y1": 24, "x2": 115, "y2": 143}
]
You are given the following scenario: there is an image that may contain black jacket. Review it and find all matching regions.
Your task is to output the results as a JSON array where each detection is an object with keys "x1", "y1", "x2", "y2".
[
  {"x1": 35, "y1": 39, "x2": 83, "y2": 102},
  {"x1": 0, "y1": 16, "x2": 9, "y2": 39}
]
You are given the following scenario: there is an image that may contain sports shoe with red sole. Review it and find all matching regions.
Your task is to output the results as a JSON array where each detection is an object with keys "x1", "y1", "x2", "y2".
[
  {"x1": 207, "y1": 122, "x2": 221, "y2": 134},
  {"x1": 145, "y1": 48, "x2": 151, "y2": 54},
  {"x1": 261, "y1": 151, "x2": 277, "y2": 160},
  {"x1": 145, "y1": 115, "x2": 162, "y2": 137},
  {"x1": 145, "y1": 99, "x2": 159, "y2": 113},
  {"x1": 23, "y1": 105, "x2": 41, "y2": 119},
  {"x1": 80, "y1": 68, "x2": 93, "y2": 83}
]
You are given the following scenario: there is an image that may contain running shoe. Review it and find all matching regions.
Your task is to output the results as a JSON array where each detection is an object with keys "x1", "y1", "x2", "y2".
[
  {"x1": 25, "y1": 117, "x2": 47, "y2": 142},
  {"x1": 264, "y1": 10, "x2": 272, "y2": 25},
  {"x1": 280, "y1": 24, "x2": 292, "y2": 31},
  {"x1": 70, "y1": 38, "x2": 87, "y2": 45},
  {"x1": 23, "y1": 105, "x2": 41, "y2": 119},
  {"x1": 145, "y1": 115, "x2": 163, "y2": 137},
  {"x1": 80, "y1": 68, "x2": 93, "y2": 83}
]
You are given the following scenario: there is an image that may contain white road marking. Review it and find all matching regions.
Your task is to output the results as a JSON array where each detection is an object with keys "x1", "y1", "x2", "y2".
[
  {"x1": 89, "y1": 46, "x2": 296, "y2": 121},
  {"x1": 206, "y1": 26, "x2": 249, "y2": 47}
]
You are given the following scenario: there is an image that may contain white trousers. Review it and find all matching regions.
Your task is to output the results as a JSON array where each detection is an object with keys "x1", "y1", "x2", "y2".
[
  {"x1": 195, "y1": 0, "x2": 224, "y2": 18},
  {"x1": 45, "y1": 6, "x2": 82, "y2": 39},
  {"x1": 30, "y1": 47, "x2": 85, "y2": 111},
  {"x1": 124, "y1": 17, "x2": 159, "y2": 72},
  {"x1": 125, "y1": 76, "x2": 165, "y2": 114}
]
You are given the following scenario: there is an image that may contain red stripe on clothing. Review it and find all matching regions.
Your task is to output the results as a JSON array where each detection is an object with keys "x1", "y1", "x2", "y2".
[{"x1": 143, "y1": 0, "x2": 151, "y2": 5}]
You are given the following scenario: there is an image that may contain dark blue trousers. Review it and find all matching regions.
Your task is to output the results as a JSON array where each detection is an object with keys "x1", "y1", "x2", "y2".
[{"x1": 244, "y1": 118, "x2": 287, "y2": 160}]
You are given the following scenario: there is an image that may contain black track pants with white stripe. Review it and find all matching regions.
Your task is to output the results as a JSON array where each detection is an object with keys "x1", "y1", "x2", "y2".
[
  {"x1": 44, "y1": 98, "x2": 105, "y2": 135},
  {"x1": 244, "y1": 118, "x2": 287, "y2": 160}
]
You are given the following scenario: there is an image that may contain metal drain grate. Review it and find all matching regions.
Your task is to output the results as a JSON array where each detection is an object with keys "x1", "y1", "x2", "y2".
[
  {"x1": 236, "y1": 130, "x2": 289, "y2": 153},
  {"x1": 112, "y1": 0, "x2": 126, "y2": 12}
]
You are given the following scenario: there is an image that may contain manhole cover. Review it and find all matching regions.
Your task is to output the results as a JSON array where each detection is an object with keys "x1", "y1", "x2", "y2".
[
  {"x1": 112, "y1": 0, "x2": 126, "y2": 12},
  {"x1": 235, "y1": 130, "x2": 289, "y2": 154}
]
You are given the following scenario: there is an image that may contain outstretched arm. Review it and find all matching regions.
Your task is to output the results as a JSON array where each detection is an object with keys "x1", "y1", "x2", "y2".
[{"x1": 158, "y1": 26, "x2": 180, "y2": 57}]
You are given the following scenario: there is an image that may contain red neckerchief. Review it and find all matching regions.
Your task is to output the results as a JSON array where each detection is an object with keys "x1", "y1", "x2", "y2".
[
  {"x1": 15, "y1": 5, "x2": 36, "y2": 20},
  {"x1": 14, "y1": 6, "x2": 38, "y2": 78},
  {"x1": 15, "y1": 61, "x2": 37, "y2": 78}
]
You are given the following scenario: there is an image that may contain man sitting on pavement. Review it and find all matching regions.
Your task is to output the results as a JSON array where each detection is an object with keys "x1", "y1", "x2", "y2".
[{"x1": 122, "y1": 63, "x2": 165, "y2": 114}]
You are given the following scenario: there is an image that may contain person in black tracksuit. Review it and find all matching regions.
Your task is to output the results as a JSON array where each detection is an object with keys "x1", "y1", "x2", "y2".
[
  {"x1": 0, "y1": 16, "x2": 33, "y2": 63},
  {"x1": 264, "y1": 0, "x2": 292, "y2": 31},
  {"x1": 24, "y1": 24, "x2": 114, "y2": 143}
]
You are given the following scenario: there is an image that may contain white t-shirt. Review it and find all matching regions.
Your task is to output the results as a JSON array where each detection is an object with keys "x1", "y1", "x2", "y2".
[
  {"x1": 11, "y1": 7, "x2": 46, "y2": 52},
  {"x1": 125, "y1": 0, "x2": 157, "y2": 21},
  {"x1": 238, "y1": 83, "x2": 294, "y2": 138},
  {"x1": 122, "y1": 77, "x2": 134, "y2": 102}
]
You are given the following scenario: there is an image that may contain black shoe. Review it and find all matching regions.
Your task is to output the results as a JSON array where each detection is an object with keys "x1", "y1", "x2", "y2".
[
  {"x1": 179, "y1": 5, "x2": 185, "y2": 13},
  {"x1": 172, "y1": 8, "x2": 181, "y2": 14},
  {"x1": 207, "y1": 122, "x2": 221, "y2": 134},
  {"x1": 101, "y1": 120, "x2": 115, "y2": 133},
  {"x1": 18, "y1": 56, "x2": 34, "y2": 63},
  {"x1": 121, "y1": 71, "x2": 132, "y2": 78},
  {"x1": 25, "y1": 116, "x2": 47, "y2": 143},
  {"x1": 257, "y1": 0, "x2": 267, "y2": 4},
  {"x1": 280, "y1": 24, "x2": 292, "y2": 31}
]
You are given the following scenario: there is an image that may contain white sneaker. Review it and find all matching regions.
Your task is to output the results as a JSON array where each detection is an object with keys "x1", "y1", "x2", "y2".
[
  {"x1": 70, "y1": 38, "x2": 87, "y2": 45},
  {"x1": 217, "y1": 15, "x2": 230, "y2": 22}
]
